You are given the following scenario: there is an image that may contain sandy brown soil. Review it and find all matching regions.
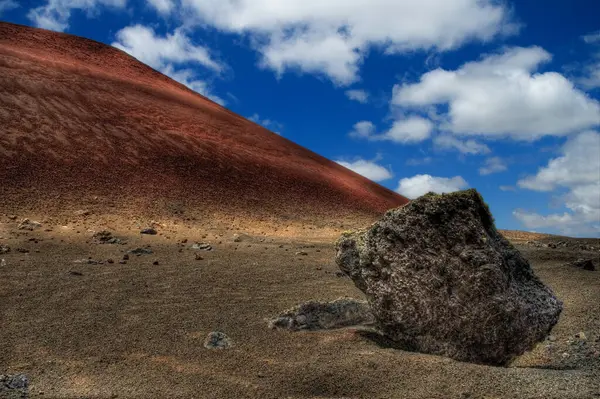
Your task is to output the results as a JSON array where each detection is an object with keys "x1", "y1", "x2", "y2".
[{"x1": 1, "y1": 214, "x2": 599, "y2": 399}]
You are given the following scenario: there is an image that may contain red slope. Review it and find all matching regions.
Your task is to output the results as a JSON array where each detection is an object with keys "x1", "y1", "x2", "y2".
[{"x1": 0, "y1": 22, "x2": 408, "y2": 226}]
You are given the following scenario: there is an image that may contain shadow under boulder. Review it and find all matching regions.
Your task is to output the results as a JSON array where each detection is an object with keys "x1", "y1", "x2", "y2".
[
  {"x1": 335, "y1": 189, "x2": 563, "y2": 366},
  {"x1": 269, "y1": 298, "x2": 374, "y2": 331}
]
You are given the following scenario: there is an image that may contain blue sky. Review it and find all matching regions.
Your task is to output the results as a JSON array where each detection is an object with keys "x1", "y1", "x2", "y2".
[{"x1": 2, "y1": 0, "x2": 600, "y2": 236}]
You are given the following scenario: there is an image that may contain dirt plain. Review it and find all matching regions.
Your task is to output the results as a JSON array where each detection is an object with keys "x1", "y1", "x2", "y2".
[{"x1": 1, "y1": 213, "x2": 599, "y2": 399}]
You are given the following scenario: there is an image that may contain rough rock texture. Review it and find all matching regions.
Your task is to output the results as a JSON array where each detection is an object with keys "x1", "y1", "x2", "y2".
[
  {"x1": 269, "y1": 298, "x2": 374, "y2": 331},
  {"x1": 204, "y1": 332, "x2": 232, "y2": 349},
  {"x1": 566, "y1": 259, "x2": 596, "y2": 271},
  {"x1": 0, "y1": 374, "x2": 29, "y2": 398},
  {"x1": 335, "y1": 189, "x2": 563, "y2": 365}
]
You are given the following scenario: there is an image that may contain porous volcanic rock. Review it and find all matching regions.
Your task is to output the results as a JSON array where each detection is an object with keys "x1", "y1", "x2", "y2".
[{"x1": 335, "y1": 189, "x2": 563, "y2": 365}]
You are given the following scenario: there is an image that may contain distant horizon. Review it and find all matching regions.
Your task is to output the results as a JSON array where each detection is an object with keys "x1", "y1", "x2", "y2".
[{"x1": 1, "y1": 0, "x2": 599, "y2": 237}]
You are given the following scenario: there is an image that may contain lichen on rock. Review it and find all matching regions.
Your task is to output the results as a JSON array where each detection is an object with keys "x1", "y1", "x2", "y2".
[{"x1": 335, "y1": 189, "x2": 563, "y2": 365}]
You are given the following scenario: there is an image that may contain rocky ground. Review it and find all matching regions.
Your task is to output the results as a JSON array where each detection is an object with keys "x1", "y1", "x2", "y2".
[{"x1": 1, "y1": 214, "x2": 599, "y2": 398}]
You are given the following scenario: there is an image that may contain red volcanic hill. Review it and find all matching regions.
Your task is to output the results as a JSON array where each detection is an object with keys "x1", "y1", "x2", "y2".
[{"x1": 0, "y1": 22, "x2": 408, "y2": 228}]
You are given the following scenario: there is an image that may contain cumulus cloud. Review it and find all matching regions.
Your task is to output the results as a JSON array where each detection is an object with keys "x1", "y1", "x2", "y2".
[
  {"x1": 393, "y1": 46, "x2": 600, "y2": 139},
  {"x1": 433, "y1": 135, "x2": 490, "y2": 154},
  {"x1": 349, "y1": 116, "x2": 433, "y2": 143},
  {"x1": 147, "y1": 0, "x2": 174, "y2": 14},
  {"x1": 579, "y1": 30, "x2": 600, "y2": 90},
  {"x1": 335, "y1": 158, "x2": 393, "y2": 182},
  {"x1": 479, "y1": 157, "x2": 507, "y2": 175},
  {"x1": 248, "y1": 113, "x2": 283, "y2": 134},
  {"x1": 182, "y1": 0, "x2": 517, "y2": 84},
  {"x1": 345, "y1": 89, "x2": 369, "y2": 103},
  {"x1": 113, "y1": 25, "x2": 222, "y2": 72},
  {"x1": 112, "y1": 25, "x2": 225, "y2": 104},
  {"x1": 515, "y1": 131, "x2": 600, "y2": 236},
  {"x1": 28, "y1": 0, "x2": 126, "y2": 32},
  {"x1": 396, "y1": 174, "x2": 468, "y2": 199},
  {"x1": 0, "y1": 0, "x2": 18, "y2": 15}
]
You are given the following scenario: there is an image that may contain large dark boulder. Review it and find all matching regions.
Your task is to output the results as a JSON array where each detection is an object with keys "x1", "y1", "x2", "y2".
[{"x1": 335, "y1": 189, "x2": 562, "y2": 365}]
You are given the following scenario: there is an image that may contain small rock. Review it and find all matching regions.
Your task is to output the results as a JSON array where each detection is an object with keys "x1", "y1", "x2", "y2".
[
  {"x1": 566, "y1": 259, "x2": 596, "y2": 271},
  {"x1": 8, "y1": 215, "x2": 17, "y2": 220},
  {"x1": 334, "y1": 271, "x2": 346, "y2": 278},
  {"x1": 192, "y1": 242, "x2": 212, "y2": 251},
  {"x1": 153, "y1": 260, "x2": 159, "y2": 265},
  {"x1": 204, "y1": 331, "x2": 232, "y2": 349},
  {"x1": 123, "y1": 254, "x2": 129, "y2": 260},
  {"x1": 194, "y1": 253, "x2": 203, "y2": 261},
  {"x1": 128, "y1": 247, "x2": 153, "y2": 255},
  {"x1": 1, "y1": 373, "x2": 29, "y2": 390},
  {"x1": 0, "y1": 244, "x2": 10, "y2": 254},
  {"x1": 119, "y1": 260, "x2": 127, "y2": 265},
  {"x1": 74, "y1": 209, "x2": 91, "y2": 217},
  {"x1": 92, "y1": 231, "x2": 124, "y2": 245},
  {"x1": 295, "y1": 251, "x2": 308, "y2": 256},
  {"x1": 233, "y1": 234, "x2": 242, "y2": 242},
  {"x1": 107, "y1": 259, "x2": 114, "y2": 264},
  {"x1": 16, "y1": 248, "x2": 29, "y2": 253},
  {"x1": 1, "y1": 259, "x2": 6, "y2": 267},
  {"x1": 17, "y1": 218, "x2": 42, "y2": 230},
  {"x1": 548, "y1": 335, "x2": 557, "y2": 342},
  {"x1": 69, "y1": 270, "x2": 83, "y2": 276},
  {"x1": 575, "y1": 332, "x2": 587, "y2": 340},
  {"x1": 141, "y1": 228, "x2": 157, "y2": 235}
]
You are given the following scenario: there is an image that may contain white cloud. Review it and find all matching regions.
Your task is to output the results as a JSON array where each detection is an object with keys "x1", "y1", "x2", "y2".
[
  {"x1": 113, "y1": 25, "x2": 222, "y2": 72},
  {"x1": 349, "y1": 116, "x2": 433, "y2": 143},
  {"x1": 335, "y1": 159, "x2": 393, "y2": 182},
  {"x1": 516, "y1": 131, "x2": 600, "y2": 236},
  {"x1": 162, "y1": 65, "x2": 225, "y2": 105},
  {"x1": 396, "y1": 174, "x2": 468, "y2": 199},
  {"x1": 182, "y1": 0, "x2": 517, "y2": 84},
  {"x1": 349, "y1": 121, "x2": 376, "y2": 139},
  {"x1": 28, "y1": 0, "x2": 126, "y2": 32},
  {"x1": 433, "y1": 135, "x2": 490, "y2": 154},
  {"x1": 479, "y1": 157, "x2": 507, "y2": 175},
  {"x1": 579, "y1": 31, "x2": 600, "y2": 90},
  {"x1": 582, "y1": 30, "x2": 600, "y2": 44},
  {"x1": 499, "y1": 185, "x2": 516, "y2": 192},
  {"x1": 393, "y1": 46, "x2": 600, "y2": 139},
  {"x1": 248, "y1": 113, "x2": 283, "y2": 134},
  {"x1": 0, "y1": 0, "x2": 18, "y2": 15},
  {"x1": 345, "y1": 89, "x2": 369, "y2": 103},
  {"x1": 112, "y1": 25, "x2": 225, "y2": 104},
  {"x1": 147, "y1": 0, "x2": 174, "y2": 14}
]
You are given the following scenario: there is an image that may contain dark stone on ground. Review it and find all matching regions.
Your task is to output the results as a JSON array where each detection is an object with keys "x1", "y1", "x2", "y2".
[
  {"x1": 17, "y1": 219, "x2": 41, "y2": 231},
  {"x1": 1, "y1": 373, "x2": 29, "y2": 398},
  {"x1": 141, "y1": 228, "x2": 157, "y2": 235},
  {"x1": 128, "y1": 247, "x2": 153, "y2": 256},
  {"x1": 269, "y1": 298, "x2": 375, "y2": 331},
  {"x1": 335, "y1": 189, "x2": 563, "y2": 365},
  {"x1": 192, "y1": 242, "x2": 212, "y2": 251},
  {"x1": 204, "y1": 331, "x2": 232, "y2": 349},
  {"x1": 92, "y1": 231, "x2": 124, "y2": 245},
  {"x1": 566, "y1": 259, "x2": 596, "y2": 271},
  {"x1": 0, "y1": 244, "x2": 10, "y2": 254}
]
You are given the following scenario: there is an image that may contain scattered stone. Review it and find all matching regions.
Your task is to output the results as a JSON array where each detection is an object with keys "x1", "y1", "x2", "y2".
[
  {"x1": 17, "y1": 218, "x2": 41, "y2": 231},
  {"x1": 575, "y1": 332, "x2": 587, "y2": 340},
  {"x1": 566, "y1": 259, "x2": 596, "y2": 271},
  {"x1": 295, "y1": 251, "x2": 308, "y2": 256},
  {"x1": 107, "y1": 259, "x2": 114, "y2": 264},
  {"x1": 92, "y1": 231, "x2": 124, "y2": 245},
  {"x1": 122, "y1": 254, "x2": 129, "y2": 260},
  {"x1": 233, "y1": 234, "x2": 242, "y2": 242},
  {"x1": 69, "y1": 270, "x2": 83, "y2": 276},
  {"x1": 73, "y1": 258, "x2": 101, "y2": 265},
  {"x1": 1, "y1": 259, "x2": 6, "y2": 267},
  {"x1": 16, "y1": 248, "x2": 29, "y2": 254},
  {"x1": 119, "y1": 260, "x2": 127, "y2": 265},
  {"x1": 8, "y1": 215, "x2": 17, "y2": 220},
  {"x1": 204, "y1": 331, "x2": 232, "y2": 349},
  {"x1": 152, "y1": 260, "x2": 159, "y2": 265},
  {"x1": 335, "y1": 189, "x2": 563, "y2": 365},
  {"x1": 334, "y1": 271, "x2": 346, "y2": 278},
  {"x1": 74, "y1": 209, "x2": 91, "y2": 217},
  {"x1": 181, "y1": 239, "x2": 188, "y2": 244},
  {"x1": 194, "y1": 253, "x2": 203, "y2": 261},
  {"x1": 128, "y1": 247, "x2": 153, "y2": 256},
  {"x1": 141, "y1": 228, "x2": 157, "y2": 235},
  {"x1": 269, "y1": 298, "x2": 374, "y2": 331},
  {"x1": 0, "y1": 244, "x2": 10, "y2": 254},
  {"x1": 192, "y1": 242, "x2": 212, "y2": 251},
  {"x1": 1, "y1": 374, "x2": 29, "y2": 395}
]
